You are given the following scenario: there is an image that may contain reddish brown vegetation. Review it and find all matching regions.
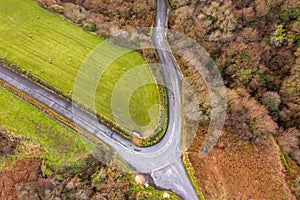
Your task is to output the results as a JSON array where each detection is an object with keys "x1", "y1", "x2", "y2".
[
  {"x1": 36, "y1": 0, "x2": 156, "y2": 37},
  {"x1": 225, "y1": 88, "x2": 278, "y2": 142},
  {"x1": 0, "y1": 155, "x2": 131, "y2": 200},
  {"x1": 280, "y1": 49, "x2": 300, "y2": 129},
  {"x1": 0, "y1": 159, "x2": 41, "y2": 200},
  {"x1": 189, "y1": 130, "x2": 297, "y2": 200},
  {"x1": 278, "y1": 128, "x2": 300, "y2": 163}
]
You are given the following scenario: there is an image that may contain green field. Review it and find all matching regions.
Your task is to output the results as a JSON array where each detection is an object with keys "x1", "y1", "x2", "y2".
[
  {"x1": 0, "y1": 87, "x2": 89, "y2": 176},
  {"x1": 0, "y1": 0, "x2": 163, "y2": 137}
]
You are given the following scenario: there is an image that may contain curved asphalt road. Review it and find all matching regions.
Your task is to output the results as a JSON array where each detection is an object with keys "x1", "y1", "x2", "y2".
[{"x1": 0, "y1": 0, "x2": 199, "y2": 199}]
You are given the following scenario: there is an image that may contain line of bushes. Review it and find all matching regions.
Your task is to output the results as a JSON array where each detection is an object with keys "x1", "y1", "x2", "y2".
[
  {"x1": 0, "y1": 57, "x2": 132, "y2": 139},
  {"x1": 140, "y1": 84, "x2": 168, "y2": 146},
  {"x1": 0, "y1": 57, "x2": 169, "y2": 146}
]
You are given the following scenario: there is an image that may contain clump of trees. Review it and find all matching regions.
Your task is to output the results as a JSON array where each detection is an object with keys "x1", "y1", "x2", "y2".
[
  {"x1": 279, "y1": 48, "x2": 300, "y2": 129},
  {"x1": 36, "y1": 0, "x2": 157, "y2": 38},
  {"x1": 225, "y1": 88, "x2": 278, "y2": 143}
]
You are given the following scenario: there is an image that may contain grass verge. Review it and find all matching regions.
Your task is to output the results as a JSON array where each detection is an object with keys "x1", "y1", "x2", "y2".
[
  {"x1": 182, "y1": 152, "x2": 206, "y2": 200},
  {"x1": 0, "y1": 86, "x2": 90, "y2": 178}
]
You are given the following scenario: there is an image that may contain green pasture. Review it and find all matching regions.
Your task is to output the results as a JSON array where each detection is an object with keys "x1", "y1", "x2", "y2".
[{"x1": 0, "y1": 0, "x2": 163, "y2": 136}]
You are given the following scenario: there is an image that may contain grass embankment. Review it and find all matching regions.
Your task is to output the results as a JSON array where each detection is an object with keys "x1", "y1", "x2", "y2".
[
  {"x1": 0, "y1": 0, "x2": 166, "y2": 142},
  {"x1": 182, "y1": 153, "x2": 206, "y2": 200},
  {"x1": 0, "y1": 87, "x2": 89, "y2": 178}
]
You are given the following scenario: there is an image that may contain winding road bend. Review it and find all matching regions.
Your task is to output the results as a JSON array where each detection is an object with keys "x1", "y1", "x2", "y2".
[{"x1": 0, "y1": 0, "x2": 199, "y2": 199}]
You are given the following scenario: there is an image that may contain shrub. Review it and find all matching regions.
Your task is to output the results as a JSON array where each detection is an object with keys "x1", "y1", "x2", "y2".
[
  {"x1": 84, "y1": 21, "x2": 96, "y2": 32},
  {"x1": 91, "y1": 168, "x2": 107, "y2": 185},
  {"x1": 265, "y1": 0, "x2": 283, "y2": 8},
  {"x1": 261, "y1": 91, "x2": 281, "y2": 113},
  {"x1": 49, "y1": 4, "x2": 64, "y2": 14},
  {"x1": 64, "y1": 3, "x2": 88, "y2": 24},
  {"x1": 270, "y1": 25, "x2": 287, "y2": 47}
]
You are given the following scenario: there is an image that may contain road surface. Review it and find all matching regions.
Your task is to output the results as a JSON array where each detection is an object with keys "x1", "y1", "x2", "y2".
[{"x1": 0, "y1": 0, "x2": 199, "y2": 199}]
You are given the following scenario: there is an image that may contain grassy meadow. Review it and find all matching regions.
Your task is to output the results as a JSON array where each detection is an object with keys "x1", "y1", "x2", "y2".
[
  {"x1": 0, "y1": 0, "x2": 164, "y2": 137},
  {"x1": 0, "y1": 87, "x2": 89, "y2": 176}
]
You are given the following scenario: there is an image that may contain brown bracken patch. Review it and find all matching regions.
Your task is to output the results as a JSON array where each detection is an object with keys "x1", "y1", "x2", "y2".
[
  {"x1": 189, "y1": 129, "x2": 297, "y2": 200},
  {"x1": 0, "y1": 159, "x2": 41, "y2": 200}
]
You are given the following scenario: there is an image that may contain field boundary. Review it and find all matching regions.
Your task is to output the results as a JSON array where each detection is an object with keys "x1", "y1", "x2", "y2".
[
  {"x1": 0, "y1": 57, "x2": 168, "y2": 146},
  {"x1": 0, "y1": 57, "x2": 131, "y2": 137},
  {"x1": 0, "y1": 79, "x2": 101, "y2": 146}
]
